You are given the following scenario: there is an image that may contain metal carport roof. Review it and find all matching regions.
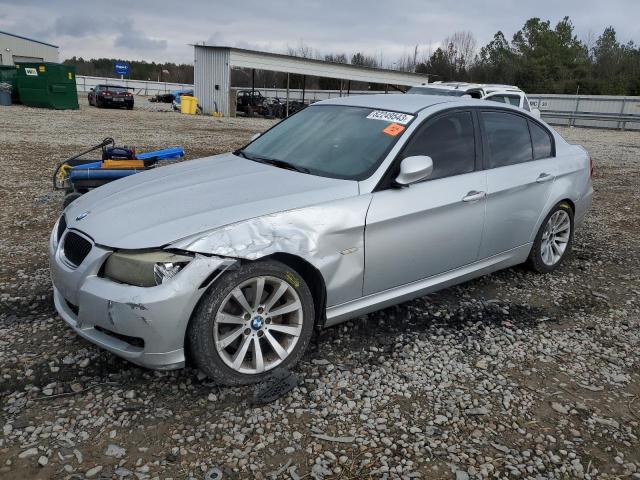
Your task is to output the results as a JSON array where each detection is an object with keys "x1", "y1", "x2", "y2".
[{"x1": 193, "y1": 45, "x2": 431, "y2": 116}]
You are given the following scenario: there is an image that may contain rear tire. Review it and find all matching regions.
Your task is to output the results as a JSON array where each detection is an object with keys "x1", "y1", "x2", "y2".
[
  {"x1": 527, "y1": 202, "x2": 574, "y2": 273},
  {"x1": 188, "y1": 260, "x2": 315, "y2": 386}
]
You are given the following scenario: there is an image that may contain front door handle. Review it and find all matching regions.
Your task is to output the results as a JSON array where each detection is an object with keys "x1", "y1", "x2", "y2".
[
  {"x1": 462, "y1": 190, "x2": 486, "y2": 202},
  {"x1": 536, "y1": 172, "x2": 554, "y2": 183}
]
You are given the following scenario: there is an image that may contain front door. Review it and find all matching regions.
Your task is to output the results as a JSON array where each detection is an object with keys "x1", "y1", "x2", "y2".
[{"x1": 364, "y1": 110, "x2": 487, "y2": 295}]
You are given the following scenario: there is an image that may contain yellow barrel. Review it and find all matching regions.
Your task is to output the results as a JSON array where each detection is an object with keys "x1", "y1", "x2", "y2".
[{"x1": 180, "y1": 96, "x2": 198, "y2": 115}]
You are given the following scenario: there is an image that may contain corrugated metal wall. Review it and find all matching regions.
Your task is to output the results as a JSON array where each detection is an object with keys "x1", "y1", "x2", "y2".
[
  {"x1": 194, "y1": 46, "x2": 230, "y2": 115},
  {"x1": 0, "y1": 32, "x2": 58, "y2": 66},
  {"x1": 530, "y1": 94, "x2": 640, "y2": 130}
]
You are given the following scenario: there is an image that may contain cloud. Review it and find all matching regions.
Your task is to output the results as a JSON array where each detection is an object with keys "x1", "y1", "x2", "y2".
[
  {"x1": 114, "y1": 29, "x2": 168, "y2": 51},
  {"x1": 1, "y1": 0, "x2": 638, "y2": 65},
  {"x1": 51, "y1": 15, "x2": 110, "y2": 37}
]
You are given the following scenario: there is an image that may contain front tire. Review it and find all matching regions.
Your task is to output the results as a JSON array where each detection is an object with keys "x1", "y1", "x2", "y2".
[
  {"x1": 62, "y1": 191, "x2": 83, "y2": 209},
  {"x1": 188, "y1": 260, "x2": 315, "y2": 386},
  {"x1": 527, "y1": 202, "x2": 574, "y2": 273}
]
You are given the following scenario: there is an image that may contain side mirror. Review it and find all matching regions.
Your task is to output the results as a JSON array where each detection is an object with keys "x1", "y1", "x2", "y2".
[
  {"x1": 250, "y1": 133, "x2": 261, "y2": 141},
  {"x1": 531, "y1": 108, "x2": 541, "y2": 118},
  {"x1": 395, "y1": 156, "x2": 433, "y2": 186}
]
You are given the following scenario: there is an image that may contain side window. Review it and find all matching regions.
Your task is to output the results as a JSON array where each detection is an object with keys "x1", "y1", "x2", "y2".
[
  {"x1": 529, "y1": 121, "x2": 553, "y2": 159},
  {"x1": 523, "y1": 97, "x2": 531, "y2": 111},
  {"x1": 401, "y1": 111, "x2": 475, "y2": 180},
  {"x1": 504, "y1": 95, "x2": 521, "y2": 107},
  {"x1": 482, "y1": 111, "x2": 533, "y2": 168},
  {"x1": 487, "y1": 95, "x2": 506, "y2": 104},
  {"x1": 487, "y1": 94, "x2": 520, "y2": 107}
]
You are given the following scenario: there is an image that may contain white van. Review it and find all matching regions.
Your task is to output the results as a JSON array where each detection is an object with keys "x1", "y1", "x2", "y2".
[{"x1": 407, "y1": 82, "x2": 540, "y2": 117}]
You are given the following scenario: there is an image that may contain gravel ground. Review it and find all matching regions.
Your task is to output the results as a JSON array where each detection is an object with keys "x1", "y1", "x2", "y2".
[{"x1": 0, "y1": 97, "x2": 639, "y2": 480}]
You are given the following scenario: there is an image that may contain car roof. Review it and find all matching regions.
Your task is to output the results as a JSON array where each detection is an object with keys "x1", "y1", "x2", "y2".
[
  {"x1": 97, "y1": 84, "x2": 127, "y2": 88},
  {"x1": 316, "y1": 94, "x2": 460, "y2": 114}
]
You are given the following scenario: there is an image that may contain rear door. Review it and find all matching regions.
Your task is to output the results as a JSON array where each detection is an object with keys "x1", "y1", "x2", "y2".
[
  {"x1": 478, "y1": 110, "x2": 557, "y2": 258},
  {"x1": 364, "y1": 109, "x2": 487, "y2": 294}
]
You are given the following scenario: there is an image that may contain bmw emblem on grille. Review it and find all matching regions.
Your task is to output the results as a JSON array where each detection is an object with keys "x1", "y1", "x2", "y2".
[{"x1": 76, "y1": 211, "x2": 90, "y2": 221}]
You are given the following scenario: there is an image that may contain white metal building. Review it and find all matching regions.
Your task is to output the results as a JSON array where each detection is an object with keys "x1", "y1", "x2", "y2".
[
  {"x1": 194, "y1": 45, "x2": 431, "y2": 116},
  {"x1": 0, "y1": 30, "x2": 59, "y2": 66}
]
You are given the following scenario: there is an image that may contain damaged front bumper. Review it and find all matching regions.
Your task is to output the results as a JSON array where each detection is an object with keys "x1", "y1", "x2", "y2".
[{"x1": 49, "y1": 223, "x2": 234, "y2": 370}]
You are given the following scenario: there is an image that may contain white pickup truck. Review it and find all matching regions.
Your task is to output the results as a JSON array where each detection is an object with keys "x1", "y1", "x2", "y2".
[{"x1": 407, "y1": 82, "x2": 540, "y2": 117}]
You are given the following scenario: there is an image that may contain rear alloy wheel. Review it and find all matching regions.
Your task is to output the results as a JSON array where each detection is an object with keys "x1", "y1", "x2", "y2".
[
  {"x1": 527, "y1": 202, "x2": 574, "y2": 273},
  {"x1": 188, "y1": 260, "x2": 314, "y2": 385}
]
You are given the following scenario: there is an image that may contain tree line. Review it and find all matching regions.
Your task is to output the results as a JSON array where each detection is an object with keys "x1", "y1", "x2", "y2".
[
  {"x1": 417, "y1": 18, "x2": 640, "y2": 95},
  {"x1": 63, "y1": 57, "x2": 195, "y2": 84},
  {"x1": 63, "y1": 17, "x2": 640, "y2": 95}
]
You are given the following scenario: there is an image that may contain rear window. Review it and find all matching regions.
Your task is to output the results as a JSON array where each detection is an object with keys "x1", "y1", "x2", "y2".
[
  {"x1": 106, "y1": 86, "x2": 129, "y2": 94},
  {"x1": 482, "y1": 111, "x2": 533, "y2": 168},
  {"x1": 407, "y1": 86, "x2": 466, "y2": 97}
]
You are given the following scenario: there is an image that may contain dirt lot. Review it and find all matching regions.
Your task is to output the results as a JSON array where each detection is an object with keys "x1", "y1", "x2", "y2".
[{"x1": 0, "y1": 97, "x2": 639, "y2": 479}]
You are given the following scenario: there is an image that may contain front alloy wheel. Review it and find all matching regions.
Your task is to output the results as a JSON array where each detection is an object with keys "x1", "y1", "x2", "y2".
[
  {"x1": 214, "y1": 276, "x2": 303, "y2": 374},
  {"x1": 188, "y1": 260, "x2": 314, "y2": 385}
]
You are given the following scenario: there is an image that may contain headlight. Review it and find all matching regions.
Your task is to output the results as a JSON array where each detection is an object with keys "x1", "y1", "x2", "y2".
[{"x1": 104, "y1": 250, "x2": 193, "y2": 287}]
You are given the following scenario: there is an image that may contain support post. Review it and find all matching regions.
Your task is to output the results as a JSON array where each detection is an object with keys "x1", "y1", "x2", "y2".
[
  {"x1": 301, "y1": 75, "x2": 306, "y2": 104},
  {"x1": 285, "y1": 73, "x2": 290, "y2": 118},
  {"x1": 251, "y1": 69, "x2": 255, "y2": 97},
  {"x1": 572, "y1": 96, "x2": 580, "y2": 127},
  {"x1": 617, "y1": 97, "x2": 627, "y2": 130},
  {"x1": 347, "y1": 80, "x2": 351, "y2": 96}
]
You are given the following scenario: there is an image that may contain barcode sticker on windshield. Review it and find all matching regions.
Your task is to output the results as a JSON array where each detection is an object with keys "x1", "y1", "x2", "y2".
[{"x1": 366, "y1": 110, "x2": 414, "y2": 124}]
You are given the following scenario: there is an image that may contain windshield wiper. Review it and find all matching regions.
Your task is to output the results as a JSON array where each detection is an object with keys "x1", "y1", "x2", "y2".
[
  {"x1": 235, "y1": 150, "x2": 309, "y2": 174},
  {"x1": 233, "y1": 149, "x2": 250, "y2": 159},
  {"x1": 259, "y1": 158, "x2": 309, "y2": 174}
]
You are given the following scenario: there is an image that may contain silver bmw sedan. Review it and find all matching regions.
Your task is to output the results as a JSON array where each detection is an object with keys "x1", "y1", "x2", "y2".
[{"x1": 49, "y1": 94, "x2": 593, "y2": 385}]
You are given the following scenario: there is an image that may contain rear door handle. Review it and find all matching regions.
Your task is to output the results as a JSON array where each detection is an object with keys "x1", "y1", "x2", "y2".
[
  {"x1": 462, "y1": 190, "x2": 486, "y2": 202},
  {"x1": 536, "y1": 173, "x2": 554, "y2": 183}
]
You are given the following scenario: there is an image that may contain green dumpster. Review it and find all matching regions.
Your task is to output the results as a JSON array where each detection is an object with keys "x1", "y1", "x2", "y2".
[
  {"x1": 0, "y1": 65, "x2": 18, "y2": 102},
  {"x1": 15, "y1": 62, "x2": 79, "y2": 110}
]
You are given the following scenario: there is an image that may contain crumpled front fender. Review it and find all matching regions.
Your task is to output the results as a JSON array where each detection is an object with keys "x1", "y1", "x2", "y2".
[{"x1": 169, "y1": 196, "x2": 372, "y2": 306}]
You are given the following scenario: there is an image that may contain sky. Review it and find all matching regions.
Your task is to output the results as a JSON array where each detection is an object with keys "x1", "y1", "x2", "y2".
[{"x1": 1, "y1": 0, "x2": 639, "y2": 66}]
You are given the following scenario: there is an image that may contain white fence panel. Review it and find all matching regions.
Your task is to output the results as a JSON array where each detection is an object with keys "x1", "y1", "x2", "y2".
[
  {"x1": 73, "y1": 76, "x2": 640, "y2": 129},
  {"x1": 76, "y1": 75, "x2": 192, "y2": 96}
]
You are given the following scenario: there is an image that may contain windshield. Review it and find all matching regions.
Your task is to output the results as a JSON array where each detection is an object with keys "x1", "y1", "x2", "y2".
[
  {"x1": 239, "y1": 105, "x2": 413, "y2": 180},
  {"x1": 407, "y1": 86, "x2": 466, "y2": 97}
]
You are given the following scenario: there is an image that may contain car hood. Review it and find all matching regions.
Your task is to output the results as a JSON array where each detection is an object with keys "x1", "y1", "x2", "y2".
[{"x1": 64, "y1": 153, "x2": 359, "y2": 250}]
